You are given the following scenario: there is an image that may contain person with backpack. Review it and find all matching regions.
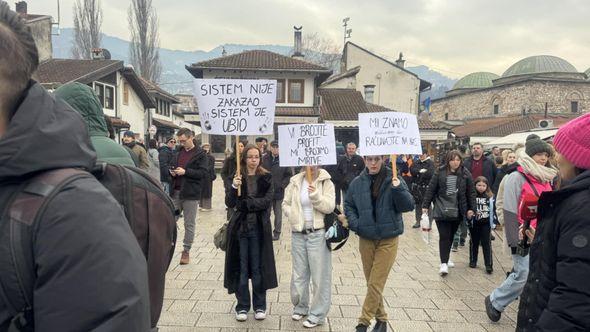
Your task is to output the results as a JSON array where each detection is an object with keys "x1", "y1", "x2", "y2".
[
  {"x1": 282, "y1": 166, "x2": 335, "y2": 328},
  {"x1": 159, "y1": 137, "x2": 177, "y2": 194},
  {"x1": 224, "y1": 144, "x2": 278, "y2": 322},
  {"x1": 0, "y1": 4, "x2": 150, "y2": 330},
  {"x1": 485, "y1": 135, "x2": 557, "y2": 322},
  {"x1": 147, "y1": 139, "x2": 161, "y2": 182},
  {"x1": 170, "y1": 128, "x2": 209, "y2": 265},
  {"x1": 343, "y1": 155, "x2": 415, "y2": 332},
  {"x1": 421, "y1": 150, "x2": 476, "y2": 276},
  {"x1": 469, "y1": 176, "x2": 496, "y2": 274},
  {"x1": 517, "y1": 113, "x2": 590, "y2": 331}
]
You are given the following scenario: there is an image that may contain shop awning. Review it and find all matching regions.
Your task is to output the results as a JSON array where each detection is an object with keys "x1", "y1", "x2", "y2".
[
  {"x1": 153, "y1": 118, "x2": 180, "y2": 130},
  {"x1": 484, "y1": 129, "x2": 558, "y2": 149},
  {"x1": 106, "y1": 116, "x2": 130, "y2": 129}
]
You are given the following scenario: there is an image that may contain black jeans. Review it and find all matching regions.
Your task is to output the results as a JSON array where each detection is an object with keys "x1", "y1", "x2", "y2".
[
  {"x1": 469, "y1": 221, "x2": 492, "y2": 267},
  {"x1": 235, "y1": 229, "x2": 266, "y2": 312},
  {"x1": 435, "y1": 219, "x2": 461, "y2": 264}
]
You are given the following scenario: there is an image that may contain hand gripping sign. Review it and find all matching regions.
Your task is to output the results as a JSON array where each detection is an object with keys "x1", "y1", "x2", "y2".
[{"x1": 358, "y1": 111, "x2": 423, "y2": 178}]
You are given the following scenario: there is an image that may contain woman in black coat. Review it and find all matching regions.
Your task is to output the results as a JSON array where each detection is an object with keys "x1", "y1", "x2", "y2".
[
  {"x1": 516, "y1": 115, "x2": 590, "y2": 331},
  {"x1": 199, "y1": 143, "x2": 217, "y2": 211},
  {"x1": 224, "y1": 144, "x2": 277, "y2": 322},
  {"x1": 422, "y1": 150, "x2": 476, "y2": 276}
]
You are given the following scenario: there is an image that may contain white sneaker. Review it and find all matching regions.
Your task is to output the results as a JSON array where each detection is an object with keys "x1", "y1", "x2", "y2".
[
  {"x1": 447, "y1": 260, "x2": 455, "y2": 268},
  {"x1": 439, "y1": 263, "x2": 449, "y2": 275},
  {"x1": 254, "y1": 310, "x2": 267, "y2": 320},
  {"x1": 292, "y1": 313, "x2": 304, "y2": 321},
  {"x1": 235, "y1": 311, "x2": 247, "y2": 322},
  {"x1": 303, "y1": 319, "x2": 319, "y2": 328}
]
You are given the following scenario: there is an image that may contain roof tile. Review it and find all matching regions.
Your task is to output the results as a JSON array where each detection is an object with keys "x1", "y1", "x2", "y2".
[
  {"x1": 188, "y1": 50, "x2": 330, "y2": 72},
  {"x1": 37, "y1": 59, "x2": 122, "y2": 85}
]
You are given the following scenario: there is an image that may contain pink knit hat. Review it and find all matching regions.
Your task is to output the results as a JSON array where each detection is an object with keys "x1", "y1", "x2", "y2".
[{"x1": 553, "y1": 113, "x2": 590, "y2": 169}]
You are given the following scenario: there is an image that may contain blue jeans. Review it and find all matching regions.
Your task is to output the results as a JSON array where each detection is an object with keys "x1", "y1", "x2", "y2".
[
  {"x1": 291, "y1": 230, "x2": 332, "y2": 324},
  {"x1": 235, "y1": 229, "x2": 266, "y2": 312},
  {"x1": 490, "y1": 253, "x2": 529, "y2": 312}
]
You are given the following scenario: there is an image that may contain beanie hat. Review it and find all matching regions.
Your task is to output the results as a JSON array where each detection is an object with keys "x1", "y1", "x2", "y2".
[
  {"x1": 525, "y1": 135, "x2": 552, "y2": 157},
  {"x1": 553, "y1": 113, "x2": 590, "y2": 169},
  {"x1": 123, "y1": 130, "x2": 135, "y2": 138}
]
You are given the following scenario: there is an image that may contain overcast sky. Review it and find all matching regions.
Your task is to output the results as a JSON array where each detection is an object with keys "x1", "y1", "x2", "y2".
[{"x1": 32, "y1": 0, "x2": 590, "y2": 78}]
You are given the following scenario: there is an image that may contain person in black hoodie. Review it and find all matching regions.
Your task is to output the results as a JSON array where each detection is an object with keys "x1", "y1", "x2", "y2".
[
  {"x1": 516, "y1": 114, "x2": 590, "y2": 331},
  {"x1": 0, "y1": 4, "x2": 150, "y2": 330},
  {"x1": 159, "y1": 137, "x2": 177, "y2": 195},
  {"x1": 170, "y1": 128, "x2": 209, "y2": 265},
  {"x1": 261, "y1": 140, "x2": 293, "y2": 240},
  {"x1": 410, "y1": 150, "x2": 435, "y2": 228}
]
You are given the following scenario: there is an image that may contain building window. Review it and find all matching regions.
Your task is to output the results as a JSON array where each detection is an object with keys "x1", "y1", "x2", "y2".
[
  {"x1": 444, "y1": 113, "x2": 449, "y2": 121},
  {"x1": 104, "y1": 86, "x2": 114, "y2": 110},
  {"x1": 288, "y1": 79, "x2": 304, "y2": 103},
  {"x1": 94, "y1": 83, "x2": 104, "y2": 106},
  {"x1": 276, "y1": 79, "x2": 285, "y2": 103},
  {"x1": 493, "y1": 104, "x2": 499, "y2": 115},
  {"x1": 571, "y1": 101, "x2": 579, "y2": 113},
  {"x1": 123, "y1": 83, "x2": 129, "y2": 105},
  {"x1": 364, "y1": 85, "x2": 375, "y2": 103}
]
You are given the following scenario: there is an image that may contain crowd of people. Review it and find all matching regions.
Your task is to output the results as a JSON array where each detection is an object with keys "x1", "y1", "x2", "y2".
[{"x1": 1, "y1": 5, "x2": 589, "y2": 331}]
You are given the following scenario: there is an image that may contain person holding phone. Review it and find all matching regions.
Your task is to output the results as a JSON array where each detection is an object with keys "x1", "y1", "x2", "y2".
[{"x1": 484, "y1": 135, "x2": 556, "y2": 322}]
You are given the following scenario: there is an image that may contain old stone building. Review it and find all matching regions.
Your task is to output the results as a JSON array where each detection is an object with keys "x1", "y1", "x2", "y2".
[{"x1": 431, "y1": 55, "x2": 590, "y2": 121}]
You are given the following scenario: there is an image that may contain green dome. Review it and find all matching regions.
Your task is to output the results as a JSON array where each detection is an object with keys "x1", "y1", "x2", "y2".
[
  {"x1": 502, "y1": 55, "x2": 577, "y2": 77},
  {"x1": 452, "y1": 72, "x2": 500, "y2": 89}
]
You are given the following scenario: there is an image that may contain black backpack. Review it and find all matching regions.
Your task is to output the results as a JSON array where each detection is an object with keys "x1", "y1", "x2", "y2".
[{"x1": 0, "y1": 164, "x2": 177, "y2": 331}]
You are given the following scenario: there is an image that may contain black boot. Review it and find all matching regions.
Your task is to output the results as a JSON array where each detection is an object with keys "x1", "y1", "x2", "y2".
[
  {"x1": 356, "y1": 324, "x2": 368, "y2": 332},
  {"x1": 486, "y1": 266, "x2": 493, "y2": 274},
  {"x1": 372, "y1": 320, "x2": 387, "y2": 332},
  {"x1": 412, "y1": 221, "x2": 421, "y2": 228}
]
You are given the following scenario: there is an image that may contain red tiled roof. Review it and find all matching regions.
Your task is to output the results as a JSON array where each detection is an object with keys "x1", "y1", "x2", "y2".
[
  {"x1": 37, "y1": 59, "x2": 123, "y2": 85},
  {"x1": 453, "y1": 114, "x2": 579, "y2": 137},
  {"x1": 275, "y1": 107, "x2": 317, "y2": 116},
  {"x1": 319, "y1": 89, "x2": 368, "y2": 121},
  {"x1": 188, "y1": 50, "x2": 331, "y2": 72}
]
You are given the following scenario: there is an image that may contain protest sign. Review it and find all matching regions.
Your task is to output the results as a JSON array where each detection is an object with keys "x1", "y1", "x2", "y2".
[
  {"x1": 358, "y1": 111, "x2": 423, "y2": 156},
  {"x1": 193, "y1": 79, "x2": 276, "y2": 135},
  {"x1": 278, "y1": 124, "x2": 337, "y2": 167}
]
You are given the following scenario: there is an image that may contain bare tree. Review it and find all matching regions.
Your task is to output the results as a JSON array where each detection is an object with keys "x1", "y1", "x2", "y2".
[
  {"x1": 128, "y1": 0, "x2": 161, "y2": 82},
  {"x1": 297, "y1": 33, "x2": 341, "y2": 71},
  {"x1": 71, "y1": 0, "x2": 103, "y2": 59}
]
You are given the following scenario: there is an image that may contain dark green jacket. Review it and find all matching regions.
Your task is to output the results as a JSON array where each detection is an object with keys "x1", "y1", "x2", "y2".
[
  {"x1": 344, "y1": 167, "x2": 415, "y2": 240},
  {"x1": 54, "y1": 82, "x2": 136, "y2": 167}
]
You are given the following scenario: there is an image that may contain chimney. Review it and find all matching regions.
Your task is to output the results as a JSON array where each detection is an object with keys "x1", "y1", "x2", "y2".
[
  {"x1": 222, "y1": 46, "x2": 227, "y2": 57},
  {"x1": 395, "y1": 52, "x2": 405, "y2": 68},
  {"x1": 15, "y1": 1, "x2": 27, "y2": 18},
  {"x1": 292, "y1": 26, "x2": 303, "y2": 59},
  {"x1": 91, "y1": 48, "x2": 111, "y2": 60}
]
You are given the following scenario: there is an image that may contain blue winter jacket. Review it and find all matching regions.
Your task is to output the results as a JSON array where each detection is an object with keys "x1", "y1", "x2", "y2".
[{"x1": 344, "y1": 168, "x2": 415, "y2": 240}]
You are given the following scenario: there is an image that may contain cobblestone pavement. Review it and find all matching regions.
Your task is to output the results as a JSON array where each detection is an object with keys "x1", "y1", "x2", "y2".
[{"x1": 159, "y1": 179, "x2": 517, "y2": 331}]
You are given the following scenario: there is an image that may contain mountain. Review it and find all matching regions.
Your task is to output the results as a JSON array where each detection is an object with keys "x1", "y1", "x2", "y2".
[{"x1": 52, "y1": 28, "x2": 456, "y2": 97}]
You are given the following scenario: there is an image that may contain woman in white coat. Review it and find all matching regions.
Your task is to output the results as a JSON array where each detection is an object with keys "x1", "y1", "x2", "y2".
[{"x1": 283, "y1": 166, "x2": 335, "y2": 328}]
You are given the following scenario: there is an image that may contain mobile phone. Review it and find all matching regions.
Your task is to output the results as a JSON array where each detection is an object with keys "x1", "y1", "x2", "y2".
[{"x1": 516, "y1": 219, "x2": 531, "y2": 256}]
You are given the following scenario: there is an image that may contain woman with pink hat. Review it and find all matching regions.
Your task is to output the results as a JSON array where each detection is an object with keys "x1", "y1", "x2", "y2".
[{"x1": 516, "y1": 113, "x2": 590, "y2": 331}]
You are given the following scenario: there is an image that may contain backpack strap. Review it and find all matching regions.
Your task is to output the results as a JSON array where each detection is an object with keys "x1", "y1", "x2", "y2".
[
  {"x1": 519, "y1": 172, "x2": 540, "y2": 197},
  {"x1": 0, "y1": 168, "x2": 89, "y2": 330}
]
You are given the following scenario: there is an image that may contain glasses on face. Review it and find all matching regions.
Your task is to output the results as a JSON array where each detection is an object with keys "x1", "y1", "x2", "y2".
[{"x1": 168, "y1": 140, "x2": 176, "y2": 144}]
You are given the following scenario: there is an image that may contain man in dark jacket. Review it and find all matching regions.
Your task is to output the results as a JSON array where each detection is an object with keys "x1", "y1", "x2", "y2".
[
  {"x1": 171, "y1": 128, "x2": 209, "y2": 265},
  {"x1": 343, "y1": 155, "x2": 414, "y2": 332},
  {"x1": 0, "y1": 5, "x2": 150, "y2": 330},
  {"x1": 159, "y1": 137, "x2": 177, "y2": 194},
  {"x1": 410, "y1": 151, "x2": 435, "y2": 228},
  {"x1": 337, "y1": 142, "x2": 365, "y2": 198},
  {"x1": 261, "y1": 141, "x2": 293, "y2": 240}
]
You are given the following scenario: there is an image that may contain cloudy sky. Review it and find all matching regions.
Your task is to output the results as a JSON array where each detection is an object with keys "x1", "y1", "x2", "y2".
[{"x1": 33, "y1": 0, "x2": 590, "y2": 78}]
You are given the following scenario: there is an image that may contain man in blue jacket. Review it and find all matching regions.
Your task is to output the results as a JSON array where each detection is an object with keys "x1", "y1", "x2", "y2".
[{"x1": 343, "y1": 155, "x2": 415, "y2": 332}]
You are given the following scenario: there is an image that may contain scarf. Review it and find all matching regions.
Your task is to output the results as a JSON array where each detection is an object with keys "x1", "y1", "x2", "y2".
[
  {"x1": 370, "y1": 166, "x2": 387, "y2": 200},
  {"x1": 516, "y1": 149, "x2": 557, "y2": 183}
]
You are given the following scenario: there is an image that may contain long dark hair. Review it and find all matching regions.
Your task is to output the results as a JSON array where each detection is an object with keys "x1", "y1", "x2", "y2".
[
  {"x1": 474, "y1": 176, "x2": 493, "y2": 198},
  {"x1": 240, "y1": 144, "x2": 268, "y2": 176},
  {"x1": 445, "y1": 150, "x2": 463, "y2": 173}
]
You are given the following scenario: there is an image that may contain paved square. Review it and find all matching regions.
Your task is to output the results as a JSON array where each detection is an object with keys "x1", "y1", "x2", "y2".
[{"x1": 159, "y1": 179, "x2": 517, "y2": 331}]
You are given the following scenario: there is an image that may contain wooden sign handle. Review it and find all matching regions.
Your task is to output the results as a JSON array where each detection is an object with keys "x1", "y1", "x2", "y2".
[
  {"x1": 306, "y1": 166, "x2": 313, "y2": 184},
  {"x1": 236, "y1": 136, "x2": 241, "y2": 197},
  {"x1": 391, "y1": 154, "x2": 398, "y2": 179}
]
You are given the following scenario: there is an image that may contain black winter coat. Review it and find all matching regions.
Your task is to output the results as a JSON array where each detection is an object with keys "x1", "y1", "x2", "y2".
[
  {"x1": 0, "y1": 82, "x2": 150, "y2": 331},
  {"x1": 261, "y1": 154, "x2": 293, "y2": 200},
  {"x1": 172, "y1": 146, "x2": 209, "y2": 200},
  {"x1": 492, "y1": 162, "x2": 519, "y2": 194},
  {"x1": 223, "y1": 173, "x2": 278, "y2": 294},
  {"x1": 158, "y1": 145, "x2": 176, "y2": 184},
  {"x1": 516, "y1": 170, "x2": 590, "y2": 331},
  {"x1": 422, "y1": 166, "x2": 476, "y2": 219},
  {"x1": 201, "y1": 153, "x2": 217, "y2": 200},
  {"x1": 464, "y1": 156, "x2": 496, "y2": 185},
  {"x1": 337, "y1": 154, "x2": 365, "y2": 191},
  {"x1": 221, "y1": 154, "x2": 238, "y2": 192},
  {"x1": 410, "y1": 158, "x2": 435, "y2": 201}
]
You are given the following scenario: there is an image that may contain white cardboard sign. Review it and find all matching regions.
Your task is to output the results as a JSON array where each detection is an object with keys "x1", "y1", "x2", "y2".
[
  {"x1": 278, "y1": 124, "x2": 337, "y2": 167},
  {"x1": 193, "y1": 79, "x2": 276, "y2": 135},
  {"x1": 358, "y1": 111, "x2": 423, "y2": 156}
]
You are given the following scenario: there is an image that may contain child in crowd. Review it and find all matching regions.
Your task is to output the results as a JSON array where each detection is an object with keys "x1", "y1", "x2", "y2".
[{"x1": 469, "y1": 176, "x2": 496, "y2": 274}]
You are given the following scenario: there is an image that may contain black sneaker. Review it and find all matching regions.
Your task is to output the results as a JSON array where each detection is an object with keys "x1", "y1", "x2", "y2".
[
  {"x1": 486, "y1": 266, "x2": 493, "y2": 274},
  {"x1": 356, "y1": 324, "x2": 368, "y2": 332},
  {"x1": 372, "y1": 320, "x2": 387, "y2": 332},
  {"x1": 272, "y1": 234, "x2": 280, "y2": 241},
  {"x1": 451, "y1": 243, "x2": 459, "y2": 252},
  {"x1": 491, "y1": 234, "x2": 496, "y2": 241},
  {"x1": 412, "y1": 222, "x2": 421, "y2": 229},
  {"x1": 485, "y1": 295, "x2": 501, "y2": 322},
  {"x1": 469, "y1": 262, "x2": 477, "y2": 268},
  {"x1": 460, "y1": 239, "x2": 466, "y2": 246}
]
